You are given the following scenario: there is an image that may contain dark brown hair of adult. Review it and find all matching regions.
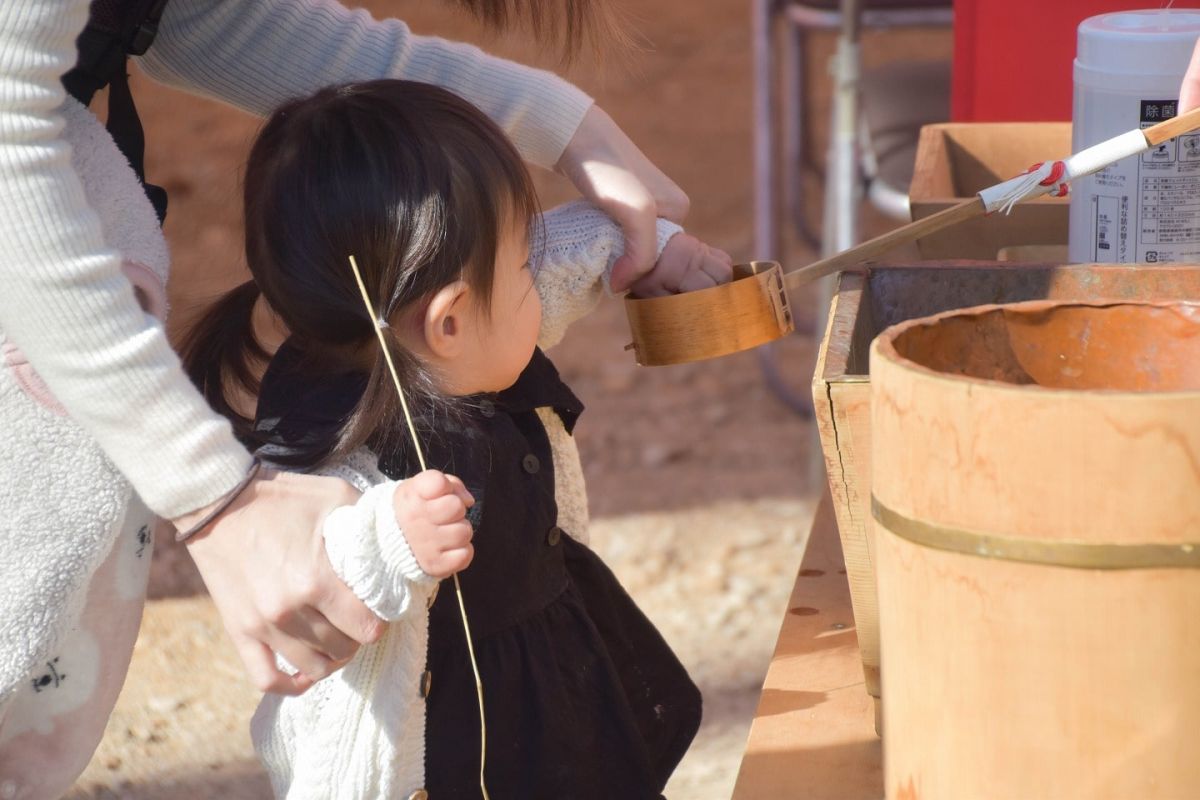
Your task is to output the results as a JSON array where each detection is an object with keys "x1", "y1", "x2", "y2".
[
  {"x1": 181, "y1": 79, "x2": 540, "y2": 469},
  {"x1": 454, "y1": 0, "x2": 626, "y2": 63}
]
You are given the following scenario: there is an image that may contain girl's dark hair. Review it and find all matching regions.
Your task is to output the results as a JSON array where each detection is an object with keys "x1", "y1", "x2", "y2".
[
  {"x1": 182, "y1": 79, "x2": 539, "y2": 468},
  {"x1": 454, "y1": 0, "x2": 626, "y2": 63}
]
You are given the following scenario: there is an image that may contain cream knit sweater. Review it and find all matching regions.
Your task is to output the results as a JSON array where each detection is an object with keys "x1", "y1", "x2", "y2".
[
  {"x1": 251, "y1": 202, "x2": 681, "y2": 799},
  {"x1": 0, "y1": 0, "x2": 593, "y2": 519}
]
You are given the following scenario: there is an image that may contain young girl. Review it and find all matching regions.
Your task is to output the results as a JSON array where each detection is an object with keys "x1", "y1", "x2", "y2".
[{"x1": 184, "y1": 79, "x2": 730, "y2": 798}]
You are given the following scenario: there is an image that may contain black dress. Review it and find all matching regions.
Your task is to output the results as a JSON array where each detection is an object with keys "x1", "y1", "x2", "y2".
[{"x1": 254, "y1": 345, "x2": 702, "y2": 800}]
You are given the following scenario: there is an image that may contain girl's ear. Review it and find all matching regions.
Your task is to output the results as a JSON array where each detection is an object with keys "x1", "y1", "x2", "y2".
[{"x1": 423, "y1": 280, "x2": 472, "y2": 359}]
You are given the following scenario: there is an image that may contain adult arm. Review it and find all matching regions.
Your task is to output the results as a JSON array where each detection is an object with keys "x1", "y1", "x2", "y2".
[
  {"x1": 0, "y1": 0, "x2": 250, "y2": 518},
  {"x1": 1, "y1": 0, "x2": 384, "y2": 695},
  {"x1": 138, "y1": 0, "x2": 690, "y2": 286},
  {"x1": 137, "y1": 0, "x2": 592, "y2": 170}
]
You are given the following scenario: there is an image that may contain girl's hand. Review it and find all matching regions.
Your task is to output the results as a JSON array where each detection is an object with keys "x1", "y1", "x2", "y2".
[
  {"x1": 177, "y1": 470, "x2": 386, "y2": 695},
  {"x1": 627, "y1": 233, "x2": 734, "y2": 298},
  {"x1": 557, "y1": 105, "x2": 690, "y2": 293},
  {"x1": 1182, "y1": 37, "x2": 1200, "y2": 113},
  {"x1": 393, "y1": 470, "x2": 476, "y2": 579}
]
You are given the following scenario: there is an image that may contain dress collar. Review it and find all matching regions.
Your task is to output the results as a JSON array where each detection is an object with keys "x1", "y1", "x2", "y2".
[
  {"x1": 254, "y1": 342, "x2": 585, "y2": 460},
  {"x1": 489, "y1": 348, "x2": 584, "y2": 434}
]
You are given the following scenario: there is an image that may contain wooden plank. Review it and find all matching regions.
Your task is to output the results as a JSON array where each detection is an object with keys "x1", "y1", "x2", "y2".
[
  {"x1": 822, "y1": 381, "x2": 877, "y2": 696},
  {"x1": 732, "y1": 494, "x2": 883, "y2": 800},
  {"x1": 813, "y1": 274, "x2": 880, "y2": 699}
]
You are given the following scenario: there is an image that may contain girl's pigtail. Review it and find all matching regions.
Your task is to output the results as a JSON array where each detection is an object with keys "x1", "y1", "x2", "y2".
[{"x1": 180, "y1": 280, "x2": 270, "y2": 444}]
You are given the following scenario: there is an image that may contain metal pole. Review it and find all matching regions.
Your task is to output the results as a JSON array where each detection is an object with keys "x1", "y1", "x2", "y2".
[
  {"x1": 753, "y1": 0, "x2": 779, "y2": 263},
  {"x1": 822, "y1": 0, "x2": 862, "y2": 258}
]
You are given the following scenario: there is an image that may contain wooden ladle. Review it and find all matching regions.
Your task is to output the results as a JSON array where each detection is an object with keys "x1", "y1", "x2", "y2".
[
  {"x1": 624, "y1": 200, "x2": 980, "y2": 365},
  {"x1": 624, "y1": 106, "x2": 1200, "y2": 367}
]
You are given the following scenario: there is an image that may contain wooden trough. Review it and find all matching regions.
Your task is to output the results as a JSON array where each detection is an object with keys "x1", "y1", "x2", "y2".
[{"x1": 811, "y1": 262, "x2": 1200, "y2": 732}]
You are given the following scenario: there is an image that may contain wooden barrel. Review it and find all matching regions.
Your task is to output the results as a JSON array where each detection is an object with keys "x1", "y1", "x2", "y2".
[{"x1": 870, "y1": 300, "x2": 1200, "y2": 800}]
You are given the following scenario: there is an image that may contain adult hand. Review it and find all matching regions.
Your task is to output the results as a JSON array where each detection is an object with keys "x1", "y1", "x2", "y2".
[
  {"x1": 627, "y1": 232, "x2": 733, "y2": 298},
  {"x1": 1182, "y1": 37, "x2": 1200, "y2": 113},
  {"x1": 557, "y1": 104, "x2": 690, "y2": 292},
  {"x1": 174, "y1": 469, "x2": 385, "y2": 695}
]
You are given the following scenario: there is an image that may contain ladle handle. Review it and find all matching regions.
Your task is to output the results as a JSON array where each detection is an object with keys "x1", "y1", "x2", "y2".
[
  {"x1": 782, "y1": 196, "x2": 985, "y2": 290},
  {"x1": 779, "y1": 106, "x2": 1200, "y2": 291},
  {"x1": 1144, "y1": 105, "x2": 1200, "y2": 146}
]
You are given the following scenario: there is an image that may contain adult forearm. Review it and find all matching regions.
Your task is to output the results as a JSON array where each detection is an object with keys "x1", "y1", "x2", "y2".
[
  {"x1": 138, "y1": 0, "x2": 594, "y2": 169},
  {"x1": 0, "y1": 0, "x2": 252, "y2": 518}
]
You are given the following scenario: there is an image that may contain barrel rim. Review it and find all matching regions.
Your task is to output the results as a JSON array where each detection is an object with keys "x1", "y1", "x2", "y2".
[{"x1": 870, "y1": 298, "x2": 1200, "y2": 398}]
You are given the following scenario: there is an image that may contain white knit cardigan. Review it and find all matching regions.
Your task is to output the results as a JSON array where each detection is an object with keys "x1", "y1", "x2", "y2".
[{"x1": 251, "y1": 202, "x2": 681, "y2": 800}]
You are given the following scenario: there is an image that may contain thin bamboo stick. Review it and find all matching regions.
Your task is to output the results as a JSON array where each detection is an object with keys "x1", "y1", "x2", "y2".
[{"x1": 348, "y1": 255, "x2": 490, "y2": 800}]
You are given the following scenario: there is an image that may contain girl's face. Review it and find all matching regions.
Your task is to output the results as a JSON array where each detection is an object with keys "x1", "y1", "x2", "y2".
[{"x1": 456, "y1": 220, "x2": 542, "y2": 395}]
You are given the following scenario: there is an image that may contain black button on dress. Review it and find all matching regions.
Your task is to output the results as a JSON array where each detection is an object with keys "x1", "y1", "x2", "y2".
[{"x1": 254, "y1": 346, "x2": 701, "y2": 800}]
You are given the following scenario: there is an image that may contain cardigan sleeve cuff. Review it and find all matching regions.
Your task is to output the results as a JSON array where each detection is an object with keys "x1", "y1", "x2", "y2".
[{"x1": 323, "y1": 481, "x2": 436, "y2": 621}]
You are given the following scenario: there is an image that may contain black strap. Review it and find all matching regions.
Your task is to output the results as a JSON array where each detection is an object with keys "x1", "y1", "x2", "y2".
[
  {"x1": 62, "y1": 0, "x2": 170, "y2": 223},
  {"x1": 105, "y1": 64, "x2": 168, "y2": 222}
]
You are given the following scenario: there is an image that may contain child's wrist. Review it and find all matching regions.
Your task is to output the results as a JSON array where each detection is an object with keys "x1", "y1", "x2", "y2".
[
  {"x1": 655, "y1": 218, "x2": 685, "y2": 259},
  {"x1": 382, "y1": 484, "x2": 440, "y2": 585}
]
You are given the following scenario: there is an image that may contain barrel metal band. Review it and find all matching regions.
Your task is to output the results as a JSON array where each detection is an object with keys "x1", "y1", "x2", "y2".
[{"x1": 871, "y1": 496, "x2": 1200, "y2": 570}]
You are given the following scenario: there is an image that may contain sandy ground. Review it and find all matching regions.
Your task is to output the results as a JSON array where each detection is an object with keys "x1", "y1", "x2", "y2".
[{"x1": 64, "y1": 2, "x2": 951, "y2": 797}]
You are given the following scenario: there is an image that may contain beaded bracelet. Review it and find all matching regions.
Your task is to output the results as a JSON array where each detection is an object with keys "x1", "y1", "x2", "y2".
[{"x1": 174, "y1": 457, "x2": 263, "y2": 543}]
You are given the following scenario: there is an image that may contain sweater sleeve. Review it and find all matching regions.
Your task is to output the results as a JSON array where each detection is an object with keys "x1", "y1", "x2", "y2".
[
  {"x1": 137, "y1": 0, "x2": 595, "y2": 170},
  {"x1": 317, "y1": 449, "x2": 439, "y2": 622},
  {"x1": 533, "y1": 200, "x2": 682, "y2": 349},
  {"x1": 0, "y1": 0, "x2": 252, "y2": 519}
]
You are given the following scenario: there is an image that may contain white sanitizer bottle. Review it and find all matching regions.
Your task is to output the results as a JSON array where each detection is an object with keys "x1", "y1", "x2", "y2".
[{"x1": 1069, "y1": 9, "x2": 1200, "y2": 264}]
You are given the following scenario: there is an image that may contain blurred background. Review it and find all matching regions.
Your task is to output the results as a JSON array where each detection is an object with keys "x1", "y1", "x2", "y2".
[{"x1": 69, "y1": 2, "x2": 950, "y2": 797}]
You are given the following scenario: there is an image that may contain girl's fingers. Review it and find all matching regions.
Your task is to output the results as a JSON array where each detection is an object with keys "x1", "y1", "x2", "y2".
[
  {"x1": 628, "y1": 246, "x2": 687, "y2": 297},
  {"x1": 409, "y1": 469, "x2": 453, "y2": 499},
  {"x1": 441, "y1": 473, "x2": 475, "y2": 506},
  {"x1": 411, "y1": 470, "x2": 475, "y2": 507},
  {"x1": 677, "y1": 269, "x2": 718, "y2": 294},
  {"x1": 437, "y1": 520, "x2": 475, "y2": 551},
  {"x1": 702, "y1": 249, "x2": 734, "y2": 285},
  {"x1": 630, "y1": 282, "x2": 674, "y2": 299},
  {"x1": 436, "y1": 544, "x2": 475, "y2": 576},
  {"x1": 425, "y1": 493, "x2": 469, "y2": 525}
]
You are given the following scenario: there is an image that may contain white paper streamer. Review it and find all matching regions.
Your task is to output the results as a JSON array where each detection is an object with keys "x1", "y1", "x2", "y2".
[{"x1": 978, "y1": 128, "x2": 1151, "y2": 214}]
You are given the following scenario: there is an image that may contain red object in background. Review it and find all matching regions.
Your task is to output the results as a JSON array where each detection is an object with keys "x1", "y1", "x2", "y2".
[{"x1": 952, "y1": 0, "x2": 1154, "y2": 121}]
